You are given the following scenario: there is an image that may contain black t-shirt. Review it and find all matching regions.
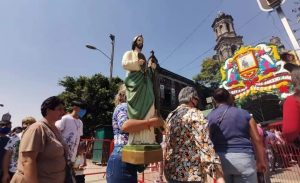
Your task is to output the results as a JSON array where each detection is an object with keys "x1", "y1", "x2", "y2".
[{"x1": 0, "y1": 135, "x2": 10, "y2": 171}]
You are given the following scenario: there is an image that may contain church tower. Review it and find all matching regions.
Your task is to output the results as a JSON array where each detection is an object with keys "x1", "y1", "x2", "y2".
[{"x1": 212, "y1": 12, "x2": 243, "y2": 61}]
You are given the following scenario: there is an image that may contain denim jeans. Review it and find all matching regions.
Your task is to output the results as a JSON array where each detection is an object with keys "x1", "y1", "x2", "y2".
[
  {"x1": 106, "y1": 146, "x2": 138, "y2": 183},
  {"x1": 217, "y1": 152, "x2": 257, "y2": 183}
]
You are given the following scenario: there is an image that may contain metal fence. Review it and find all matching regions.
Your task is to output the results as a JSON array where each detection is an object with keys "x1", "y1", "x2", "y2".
[{"x1": 267, "y1": 122, "x2": 300, "y2": 183}]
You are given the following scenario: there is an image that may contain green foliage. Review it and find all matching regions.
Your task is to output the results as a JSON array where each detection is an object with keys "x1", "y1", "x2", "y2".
[
  {"x1": 58, "y1": 74, "x2": 123, "y2": 137},
  {"x1": 193, "y1": 58, "x2": 222, "y2": 89}
]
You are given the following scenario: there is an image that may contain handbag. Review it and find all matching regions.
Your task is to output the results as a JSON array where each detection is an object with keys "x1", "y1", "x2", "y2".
[{"x1": 65, "y1": 160, "x2": 76, "y2": 183}]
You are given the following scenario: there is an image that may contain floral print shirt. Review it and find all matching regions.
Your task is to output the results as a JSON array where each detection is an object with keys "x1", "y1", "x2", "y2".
[
  {"x1": 164, "y1": 104, "x2": 221, "y2": 182},
  {"x1": 112, "y1": 103, "x2": 129, "y2": 146},
  {"x1": 4, "y1": 133, "x2": 21, "y2": 173}
]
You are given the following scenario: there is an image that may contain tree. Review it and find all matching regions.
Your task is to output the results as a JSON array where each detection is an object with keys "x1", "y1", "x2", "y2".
[
  {"x1": 193, "y1": 57, "x2": 222, "y2": 89},
  {"x1": 58, "y1": 74, "x2": 123, "y2": 137}
]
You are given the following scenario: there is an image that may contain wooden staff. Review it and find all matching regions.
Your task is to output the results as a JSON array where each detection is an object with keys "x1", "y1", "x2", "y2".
[{"x1": 148, "y1": 50, "x2": 165, "y2": 140}]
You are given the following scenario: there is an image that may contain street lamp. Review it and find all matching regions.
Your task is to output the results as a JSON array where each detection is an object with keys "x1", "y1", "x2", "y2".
[{"x1": 86, "y1": 34, "x2": 115, "y2": 84}]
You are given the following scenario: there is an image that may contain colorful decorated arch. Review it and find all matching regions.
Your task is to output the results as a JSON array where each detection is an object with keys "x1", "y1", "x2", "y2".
[{"x1": 220, "y1": 43, "x2": 293, "y2": 100}]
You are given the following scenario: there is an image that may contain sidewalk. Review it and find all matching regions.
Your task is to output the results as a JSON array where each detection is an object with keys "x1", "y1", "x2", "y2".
[
  {"x1": 84, "y1": 160, "x2": 164, "y2": 183},
  {"x1": 270, "y1": 164, "x2": 300, "y2": 183},
  {"x1": 84, "y1": 159, "x2": 300, "y2": 183},
  {"x1": 84, "y1": 160, "x2": 106, "y2": 183}
]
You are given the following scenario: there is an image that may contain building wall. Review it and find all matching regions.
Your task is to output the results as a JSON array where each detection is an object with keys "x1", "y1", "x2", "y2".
[{"x1": 157, "y1": 68, "x2": 196, "y2": 119}]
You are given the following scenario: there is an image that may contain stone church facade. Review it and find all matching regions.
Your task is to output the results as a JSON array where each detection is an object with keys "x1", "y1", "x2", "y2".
[{"x1": 212, "y1": 12, "x2": 243, "y2": 62}]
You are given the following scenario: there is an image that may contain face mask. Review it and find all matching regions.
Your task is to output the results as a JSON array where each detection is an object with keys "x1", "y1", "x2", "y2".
[
  {"x1": 192, "y1": 101, "x2": 198, "y2": 109},
  {"x1": 0, "y1": 127, "x2": 11, "y2": 134},
  {"x1": 78, "y1": 109, "x2": 87, "y2": 118}
]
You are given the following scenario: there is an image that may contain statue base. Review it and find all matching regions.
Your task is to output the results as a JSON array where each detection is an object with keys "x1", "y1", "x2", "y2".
[{"x1": 122, "y1": 144, "x2": 163, "y2": 164}]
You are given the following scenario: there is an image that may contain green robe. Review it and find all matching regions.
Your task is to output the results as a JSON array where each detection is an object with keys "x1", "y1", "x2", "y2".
[{"x1": 125, "y1": 69, "x2": 154, "y2": 120}]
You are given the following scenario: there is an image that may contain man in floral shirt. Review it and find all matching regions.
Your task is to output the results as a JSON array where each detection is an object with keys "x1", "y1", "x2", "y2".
[{"x1": 164, "y1": 87, "x2": 224, "y2": 183}]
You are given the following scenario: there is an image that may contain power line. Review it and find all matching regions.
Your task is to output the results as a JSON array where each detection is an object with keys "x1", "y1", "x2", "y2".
[
  {"x1": 174, "y1": 11, "x2": 265, "y2": 74},
  {"x1": 249, "y1": 34, "x2": 273, "y2": 45},
  {"x1": 269, "y1": 11, "x2": 293, "y2": 49},
  {"x1": 176, "y1": 35, "x2": 269, "y2": 75},
  {"x1": 160, "y1": 1, "x2": 223, "y2": 66},
  {"x1": 236, "y1": 11, "x2": 263, "y2": 31},
  {"x1": 178, "y1": 33, "x2": 282, "y2": 76},
  {"x1": 176, "y1": 46, "x2": 214, "y2": 73}
]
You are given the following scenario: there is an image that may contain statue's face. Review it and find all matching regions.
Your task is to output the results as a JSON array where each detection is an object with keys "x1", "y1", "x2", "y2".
[{"x1": 136, "y1": 36, "x2": 143, "y2": 50}]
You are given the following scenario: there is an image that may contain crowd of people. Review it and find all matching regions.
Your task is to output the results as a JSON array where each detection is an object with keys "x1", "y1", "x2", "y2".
[
  {"x1": 0, "y1": 83, "x2": 296, "y2": 183},
  {"x1": 0, "y1": 35, "x2": 299, "y2": 183},
  {"x1": 107, "y1": 84, "x2": 299, "y2": 183},
  {"x1": 106, "y1": 39, "x2": 300, "y2": 183},
  {"x1": 0, "y1": 97, "x2": 88, "y2": 183}
]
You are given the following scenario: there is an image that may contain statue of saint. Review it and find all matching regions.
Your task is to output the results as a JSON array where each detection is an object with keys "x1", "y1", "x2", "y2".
[{"x1": 122, "y1": 35, "x2": 157, "y2": 144}]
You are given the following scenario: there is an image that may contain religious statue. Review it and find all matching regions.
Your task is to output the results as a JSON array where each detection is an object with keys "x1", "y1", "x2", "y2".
[
  {"x1": 121, "y1": 35, "x2": 162, "y2": 164},
  {"x1": 122, "y1": 35, "x2": 157, "y2": 144}
]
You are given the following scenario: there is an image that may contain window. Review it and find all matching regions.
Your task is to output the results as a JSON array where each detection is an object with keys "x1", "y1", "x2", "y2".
[
  {"x1": 226, "y1": 23, "x2": 230, "y2": 32},
  {"x1": 219, "y1": 25, "x2": 223, "y2": 34}
]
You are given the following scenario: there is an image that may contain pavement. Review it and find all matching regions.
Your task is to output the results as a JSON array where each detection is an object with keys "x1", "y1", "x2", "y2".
[
  {"x1": 83, "y1": 160, "x2": 106, "y2": 183},
  {"x1": 84, "y1": 159, "x2": 300, "y2": 183},
  {"x1": 269, "y1": 164, "x2": 300, "y2": 183},
  {"x1": 84, "y1": 160, "x2": 164, "y2": 183}
]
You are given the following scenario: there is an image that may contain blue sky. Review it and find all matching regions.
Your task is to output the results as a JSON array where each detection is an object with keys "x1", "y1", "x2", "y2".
[{"x1": 0, "y1": 0, "x2": 299, "y2": 127}]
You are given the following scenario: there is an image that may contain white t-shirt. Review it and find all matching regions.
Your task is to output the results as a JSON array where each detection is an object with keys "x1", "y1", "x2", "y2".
[{"x1": 55, "y1": 114, "x2": 83, "y2": 162}]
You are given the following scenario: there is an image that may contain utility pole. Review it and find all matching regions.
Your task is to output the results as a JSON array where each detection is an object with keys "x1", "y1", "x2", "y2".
[
  {"x1": 109, "y1": 34, "x2": 115, "y2": 84},
  {"x1": 257, "y1": 0, "x2": 300, "y2": 59},
  {"x1": 276, "y1": 6, "x2": 300, "y2": 59},
  {"x1": 86, "y1": 34, "x2": 115, "y2": 84}
]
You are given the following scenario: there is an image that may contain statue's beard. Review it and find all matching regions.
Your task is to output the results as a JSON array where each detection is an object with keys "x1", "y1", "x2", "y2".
[{"x1": 136, "y1": 43, "x2": 143, "y2": 50}]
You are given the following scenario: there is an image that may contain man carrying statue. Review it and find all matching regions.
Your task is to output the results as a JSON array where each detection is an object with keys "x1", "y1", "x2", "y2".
[{"x1": 121, "y1": 35, "x2": 163, "y2": 164}]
